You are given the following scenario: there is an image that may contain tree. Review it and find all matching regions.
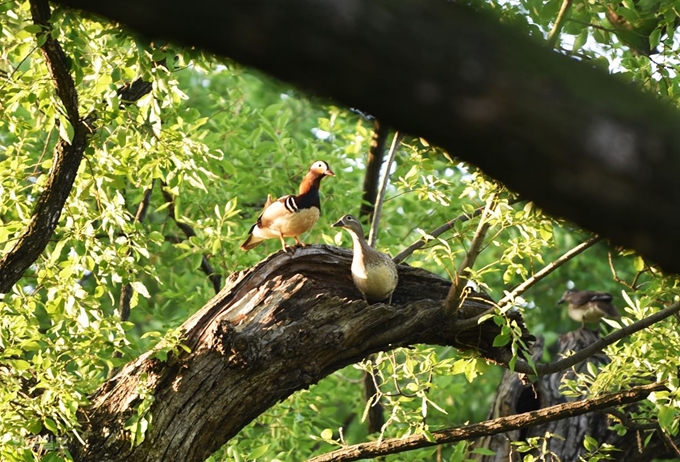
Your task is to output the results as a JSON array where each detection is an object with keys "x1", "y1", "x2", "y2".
[{"x1": 1, "y1": 0, "x2": 680, "y2": 461}]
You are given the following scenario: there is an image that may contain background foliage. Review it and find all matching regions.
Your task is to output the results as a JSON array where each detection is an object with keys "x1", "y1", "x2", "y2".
[{"x1": 1, "y1": 0, "x2": 679, "y2": 460}]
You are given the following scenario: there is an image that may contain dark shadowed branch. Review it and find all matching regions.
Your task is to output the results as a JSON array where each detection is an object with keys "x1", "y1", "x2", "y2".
[
  {"x1": 359, "y1": 119, "x2": 389, "y2": 221},
  {"x1": 0, "y1": 0, "x2": 88, "y2": 294},
  {"x1": 51, "y1": 0, "x2": 680, "y2": 275}
]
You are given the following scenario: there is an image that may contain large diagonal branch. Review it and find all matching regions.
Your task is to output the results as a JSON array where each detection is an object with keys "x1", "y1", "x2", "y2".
[
  {"x1": 0, "y1": 0, "x2": 88, "y2": 294},
  {"x1": 69, "y1": 246, "x2": 533, "y2": 462},
  {"x1": 52, "y1": 0, "x2": 680, "y2": 275},
  {"x1": 308, "y1": 381, "x2": 666, "y2": 462}
]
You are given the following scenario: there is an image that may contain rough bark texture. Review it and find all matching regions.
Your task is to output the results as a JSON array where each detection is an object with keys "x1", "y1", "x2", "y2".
[
  {"x1": 52, "y1": 0, "x2": 680, "y2": 275},
  {"x1": 474, "y1": 329, "x2": 676, "y2": 461},
  {"x1": 70, "y1": 246, "x2": 533, "y2": 462}
]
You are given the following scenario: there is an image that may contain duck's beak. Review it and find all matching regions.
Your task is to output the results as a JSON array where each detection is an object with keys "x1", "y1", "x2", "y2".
[
  {"x1": 332, "y1": 218, "x2": 343, "y2": 227},
  {"x1": 556, "y1": 297, "x2": 565, "y2": 306},
  {"x1": 325, "y1": 168, "x2": 335, "y2": 176}
]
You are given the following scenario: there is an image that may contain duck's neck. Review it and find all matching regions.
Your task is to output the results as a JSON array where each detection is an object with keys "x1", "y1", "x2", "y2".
[
  {"x1": 347, "y1": 229, "x2": 368, "y2": 255},
  {"x1": 299, "y1": 173, "x2": 324, "y2": 195}
]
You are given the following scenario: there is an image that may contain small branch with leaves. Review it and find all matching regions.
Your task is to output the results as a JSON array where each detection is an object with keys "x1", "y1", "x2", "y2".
[
  {"x1": 307, "y1": 381, "x2": 667, "y2": 462},
  {"x1": 161, "y1": 184, "x2": 221, "y2": 293},
  {"x1": 119, "y1": 185, "x2": 155, "y2": 322},
  {"x1": 444, "y1": 196, "x2": 496, "y2": 316},
  {"x1": 393, "y1": 198, "x2": 523, "y2": 264}
]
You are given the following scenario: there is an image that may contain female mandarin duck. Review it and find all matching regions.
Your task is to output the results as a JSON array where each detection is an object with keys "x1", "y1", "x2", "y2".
[
  {"x1": 241, "y1": 160, "x2": 334, "y2": 252},
  {"x1": 557, "y1": 288, "x2": 620, "y2": 327},
  {"x1": 333, "y1": 214, "x2": 398, "y2": 304}
]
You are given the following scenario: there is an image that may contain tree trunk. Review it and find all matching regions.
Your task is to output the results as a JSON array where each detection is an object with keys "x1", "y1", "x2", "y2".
[
  {"x1": 70, "y1": 246, "x2": 532, "y2": 462},
  {"x1": 474, "y1": 329, "x2": 675, "y2": 461}
]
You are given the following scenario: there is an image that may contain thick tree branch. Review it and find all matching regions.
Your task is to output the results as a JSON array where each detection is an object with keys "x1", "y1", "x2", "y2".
[
  {"x1": 69, "y1": 246, "x2": 533, "y2": 462},
  {"x1": 0, "y1": 0, "x2": 88, "y2": 294},
  {"x1": 308, "y1": 381, "x2": 666, "y2": 462},
  {"x1": 51, "y1": 0, "x2": 680, "y2": 275}
]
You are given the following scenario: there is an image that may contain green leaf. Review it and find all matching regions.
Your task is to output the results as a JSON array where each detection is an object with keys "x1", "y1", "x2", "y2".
[
  {"x1": 658, "y1": 405, "x2": 676, "y2": 431},
  {"x1": 24, "y1": 24, "x2": 43, "y2": 34},
  {"x1": 573, "y1": 29, "x2": 589, "y2": 54},
  {"x1": 43, "y1": 418, "x2": 58, "y2": 433},
  {"x1": 634, "y1": 256, "x2": 645, "y2": 271},
  {"x1": 58, "y1": 114, "x2": 74, "y2": 143},
  {"x1": 249, "y1": 444, "x2": 270, "y2": 459},
  {"x1": 649, "y1": 28, "x2": 661, "y2": 51},
  {"x1": 131, "y1": 281, "x2": 151, "y2": 298}
]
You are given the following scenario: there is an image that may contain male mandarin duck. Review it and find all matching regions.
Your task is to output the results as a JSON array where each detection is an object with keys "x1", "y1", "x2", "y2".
[
  {"x1": 332, "y1": 214, "x2": 398, "y2": 304},
  {"x1": 557, "y1": 288, "x2": 620, "y2": 327},
  {"x1": 241, "y1": 160, "x2": 334, "y2": 252}
]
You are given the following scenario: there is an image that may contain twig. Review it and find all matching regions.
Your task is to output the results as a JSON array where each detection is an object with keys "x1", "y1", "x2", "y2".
[
  {"x1": 358, "y1": 120, "x2": 390, "y2": 435},
  {"x1": 119, "y1": 186, "x2": 154, "y2": 322},
  {"x1": 368, "y1": 131, "x2": 402, "y2": 247},
  {"x1": 496, "y1": 235, "x2": 601, "y2": 309},
  {"x1": 307, "y1": 382, "x2": 666, "y2": 461},
  {"x1": 658, "y1": 424, "x2": 680, "y2": 458},
  {"x1": 393, "y1": 198, "x2": 523, "y2": 264},
  {"x1": 608, "y1": 251, "x2": 646, "y2": 291},
  {"x1": 453, "y1": 235, "x2": 601, "y2": 331},
  {"x1": 547, "y1": 0, "x2": 574, "y2": 49},
  {"x1": 161, "y1": 184, "x2": 221, "y2": 294},
  {"x1": 444, "y1": 197, "x2": 496, "y2": 316},
  {"x1": 604, "y1": 408, "x2": 657, "y2": 431}
]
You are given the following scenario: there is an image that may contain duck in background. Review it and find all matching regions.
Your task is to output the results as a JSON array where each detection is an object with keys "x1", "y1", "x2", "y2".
[{"x1": 557, "y1": 288, "x2": 620, "y2": 327}]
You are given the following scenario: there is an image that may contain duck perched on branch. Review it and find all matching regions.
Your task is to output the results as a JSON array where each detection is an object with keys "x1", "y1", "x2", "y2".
[
  {"x1": 557, "y1": 288, "x2": 620, "y2": 327},
  {"x1": 241, "y1": 161, "x2": 334, "y2": 252},
  {"x1": 333, "y1": 214, "x2": 398, "y2": 304}
]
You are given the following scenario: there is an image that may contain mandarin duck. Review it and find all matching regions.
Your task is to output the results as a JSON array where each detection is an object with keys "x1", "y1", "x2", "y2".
[
  {"x1": 332, "y1": 214, "x2": 398, "y2": 304},
  {"x1": 557, "y1": 288, "x2": 620, "y2": 327},
  {"x1": 241, "y1": 160, "x2": 334, "y2": 252}
]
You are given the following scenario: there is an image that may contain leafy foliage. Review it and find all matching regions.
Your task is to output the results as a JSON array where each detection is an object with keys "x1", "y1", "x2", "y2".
[{"x1": 0, "y1": 0, "x2": 680, "y2": 460}]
